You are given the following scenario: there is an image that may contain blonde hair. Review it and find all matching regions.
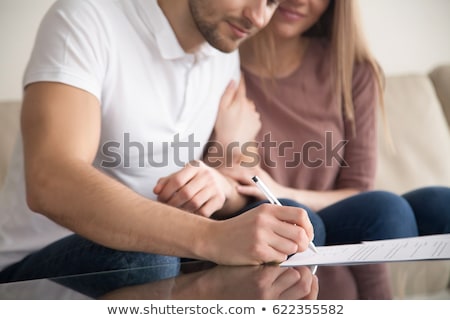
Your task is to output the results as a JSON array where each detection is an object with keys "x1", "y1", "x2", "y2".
[{"x1": 242, "y1": 0, "x2": 387, "y2": 137}]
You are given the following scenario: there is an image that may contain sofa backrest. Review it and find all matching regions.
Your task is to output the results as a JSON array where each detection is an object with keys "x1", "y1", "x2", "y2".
[
  {"x1": 375, "y1": 71, "x2": 450, "y2": 194},
  {"x1": 0, "y1": 101, "x2": 21, "y2": 188},
  {"x1": 430, "y1": 65, "x2": 450, "y2": 127}
]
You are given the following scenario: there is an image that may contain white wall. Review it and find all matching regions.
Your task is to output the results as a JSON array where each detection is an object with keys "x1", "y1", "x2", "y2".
[
  {"x1": 0, "y1": 0, "x2": 449, "y2": 101},
  {"x1": 0, "y1": 0, "x2": 56, "y2": 102},
  {"x1": 359, "y1": 0, "x2": 450, "y2": 76}
]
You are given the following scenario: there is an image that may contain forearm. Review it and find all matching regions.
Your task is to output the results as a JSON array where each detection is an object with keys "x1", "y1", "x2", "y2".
[
  {"x1": 203, "y1": 147, "x2": 252, "y2": 218},
  {"x1": 213, "y1": 175, "x2": 249, "y2": 219},
  {"x1": 25, "y1": 158, "x2": 213, "y2": 259}
]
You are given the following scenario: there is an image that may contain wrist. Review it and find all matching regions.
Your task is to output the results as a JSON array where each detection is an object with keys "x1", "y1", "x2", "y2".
[
  {"x1": 280, "y1": 185, "x2": 301, "y2": 203},
  {"x1": 192, "y1": 218, "x2": 220, "y2": 262},
  {"x1": 214, "y1": 177, "x2": 247, "y2": 218},
  {"x1": 204, "y1": 145, "x2": 240, "y2": 170}
]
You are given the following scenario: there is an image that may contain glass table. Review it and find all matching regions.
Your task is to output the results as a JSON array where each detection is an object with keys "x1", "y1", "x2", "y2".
[{"x1": 1, "y1": 260, "x2": 449, "y2": 300}]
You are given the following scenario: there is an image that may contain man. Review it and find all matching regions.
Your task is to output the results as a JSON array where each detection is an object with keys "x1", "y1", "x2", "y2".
[{"x1": 0, "y1": 0, "x2": 313, "y2": 283}]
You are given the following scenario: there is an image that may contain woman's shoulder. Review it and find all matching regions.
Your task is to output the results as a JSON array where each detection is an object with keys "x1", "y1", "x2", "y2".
[
  {"x1": 354, "y1": 60, "x2": 376, "y2": 76},
  {"x1": 352, "y1": 59, "x2": 383, "y2": 92}
]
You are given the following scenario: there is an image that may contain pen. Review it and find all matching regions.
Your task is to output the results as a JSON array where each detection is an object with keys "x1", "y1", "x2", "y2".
[{"x1": 252, "y1": 175, "x2": 319, "y2": 254}]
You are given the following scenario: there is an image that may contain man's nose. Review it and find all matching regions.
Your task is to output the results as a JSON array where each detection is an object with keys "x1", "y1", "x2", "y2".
[{"x1": 243, "y1": 0, "x2": 268, "y2": 30}]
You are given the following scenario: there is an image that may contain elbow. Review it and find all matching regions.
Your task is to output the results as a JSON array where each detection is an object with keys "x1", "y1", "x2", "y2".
[
  {"x1": 25, "y1": 189, "x2": 44, "y2": 214},
  {"x1": 24, "y1": 166, "x2": 53, "y2": 214}
]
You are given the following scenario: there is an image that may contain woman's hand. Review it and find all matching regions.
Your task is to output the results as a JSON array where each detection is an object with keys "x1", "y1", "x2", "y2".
[
  {"x1": 212, "y1": 75, "x2": 261, "y2": 161},
  {"x1": 221, "y1": 164, "x2": 288, "y2": 201},
  {"x1": 239, "y1": 168, "x2": 289, "y2": 200}
]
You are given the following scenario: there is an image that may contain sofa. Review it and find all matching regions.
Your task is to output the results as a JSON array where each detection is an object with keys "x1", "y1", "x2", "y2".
[
  {"x1": 374, "y1": 64, "x2": 450, "y2": 299},
  {"x1": 1, "y1": 65, "x2": 450, "y2": 299}
]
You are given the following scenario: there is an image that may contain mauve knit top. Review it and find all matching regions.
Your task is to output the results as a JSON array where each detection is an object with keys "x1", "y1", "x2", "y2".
[{"x1": 242, "y1": 38, "x2": 378, "y2": 192}]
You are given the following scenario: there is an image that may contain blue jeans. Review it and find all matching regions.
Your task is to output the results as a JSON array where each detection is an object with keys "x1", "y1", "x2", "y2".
[
  {"x1": 320, "y1": 186, "x2": 450, "y2": 242},
  {"x1": 316, "y1": 191, "x2": 419, "y2": 245},
  {"x1": 0, "y1": 234, "x2": 181, "y2": 292},
  {"x1": 1, "y1": 187, "x2": 449, "y2": 286},
  {"x1": 241, "y1": 187, "x2": 450, "y2": 246},
  {"x1": 402, "y1": 187, "x2": 450, "y2": 235}
]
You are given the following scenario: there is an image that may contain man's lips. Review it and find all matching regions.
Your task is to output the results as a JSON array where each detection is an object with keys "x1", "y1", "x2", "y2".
[{"x1": 227, "y1": 21, "x2": 250, "y2": 38}]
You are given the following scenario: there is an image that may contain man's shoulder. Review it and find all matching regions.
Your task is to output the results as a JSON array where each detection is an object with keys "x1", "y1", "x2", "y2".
[
  {"x1": 52, "y1": 0, "x2": 112, "y2": 9},
  {"x1": 50, "y1": 0, "x2": 98, "y2": 13},
  {"x1": 40, "y1": 0, "x2": 132, "y2": 41},
  {"x1": 47, "y1": 0, "x2": 119, "y2": 21}
]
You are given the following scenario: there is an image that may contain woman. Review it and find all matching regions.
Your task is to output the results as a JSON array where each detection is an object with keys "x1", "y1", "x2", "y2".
[{"x1": 211, "y1": 0, "x2": 450, "y2": 298}]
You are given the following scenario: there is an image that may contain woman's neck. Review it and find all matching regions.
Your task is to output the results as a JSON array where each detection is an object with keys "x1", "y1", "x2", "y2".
[{"x1": 241, "y1": 36, "x2": 309, "y2": 78}]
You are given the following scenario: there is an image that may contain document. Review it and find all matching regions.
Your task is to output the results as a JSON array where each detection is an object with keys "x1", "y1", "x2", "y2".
[{"x1": 281, "y1": 234, "x2": 450, "y2": 267}]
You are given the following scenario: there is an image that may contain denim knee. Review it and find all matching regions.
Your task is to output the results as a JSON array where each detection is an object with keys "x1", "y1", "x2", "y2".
[
  {"x1": 403, "y1": 186, "x2": 450, "y2": 235},
  {"x1": 0, "y1": 234, "x2": 181, "y2": 283},
  {"x1": 359, "y1": 191, "x2": 419, "y2": 239}
]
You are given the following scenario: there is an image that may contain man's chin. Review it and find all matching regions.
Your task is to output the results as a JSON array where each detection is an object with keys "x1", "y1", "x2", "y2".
[{"x1": 212, "y1": 38, "x2": 246, "y2": 53}]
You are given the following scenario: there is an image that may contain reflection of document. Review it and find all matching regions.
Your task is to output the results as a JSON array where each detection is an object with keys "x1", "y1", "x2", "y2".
[{"x1": 281, "y1": 234, "x2": 450, "y2": 267}]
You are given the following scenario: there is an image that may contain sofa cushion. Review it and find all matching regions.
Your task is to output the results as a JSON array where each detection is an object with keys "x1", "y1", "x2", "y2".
[
  {"x1": 375, "y1": 74, "x2": 450, "y2": 194},
  {"x1": 429, "y1": 65, "x2": 450, "y2": 127},
  {"x1": 0, "y1": 101, "x2": 21, "y2": 188}
]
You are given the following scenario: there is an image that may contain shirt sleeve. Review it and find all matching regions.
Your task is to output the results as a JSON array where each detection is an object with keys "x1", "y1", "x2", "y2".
[
  {"x1": 335, "y1": 62, "x2": 379, "y2": 191},
  {"x1": 23, "y1": 0, "x2": 108, "y2": 102}
]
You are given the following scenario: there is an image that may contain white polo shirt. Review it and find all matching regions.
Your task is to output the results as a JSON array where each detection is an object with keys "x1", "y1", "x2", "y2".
[{"x1": 0, "y1": 0, "x2": 239, "y2": 271}]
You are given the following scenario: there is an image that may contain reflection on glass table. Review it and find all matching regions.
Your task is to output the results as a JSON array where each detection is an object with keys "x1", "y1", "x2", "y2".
[
  {"x1": 0, "y1": 261, "x2": 318, "y2": 300},
  {"x1": 2, "y1": 260, "x2": 448, "y2": 300}
]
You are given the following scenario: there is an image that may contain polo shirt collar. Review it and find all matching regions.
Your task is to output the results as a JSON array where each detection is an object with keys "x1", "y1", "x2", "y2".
[{"x1": 147, "y1": 0, "x2": 221, "y2": 61}]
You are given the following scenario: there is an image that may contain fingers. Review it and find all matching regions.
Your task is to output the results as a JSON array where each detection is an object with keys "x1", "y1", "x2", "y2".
[
  {"x1": 252, "y1": 204, "x2": 314, "y2": 256},
  {"x1": 307, "y1": 275, "x2": 319, "y2": 300},
  {"x1": 223, "y1": 75, "x2": 253, "y2": 111},
  {"x1": 236, "y1": 73, "x2": 247, "y2": 100},
  {"x1": 212, "y1": 75, "x2": 260, "y2": 153},
  {"x1": 166, "y1": 176, "x2": 209, "y2": 209},
  {"x1": 270, "y1": 267, "x2": 302, "y2": 295},
  {"x1": 220, "y1": 165, "x2": 260, "y2": 185},
  {"x1": 219, "y1": 80, "x2": 237, "y2": 111},
  {"x1": 154, "y1": 162, "x2": 227, "y2": 217},
  {"x1": 273, "y1": 206, "x2": 315, "y2": 247},
  {"x1": 235, "y1": 185, "x2": 265, "y2": 200},
  {"x1": 260, "y1": 266, "x2": 317, "y2": 300},
  {"x1": 154, "y1": 163, "x2": 198, "y2": 203},
  {"x1": 266, "y1": 218, "x2": 312, "y2": 256},
  {"x1": 173, "y1": 182, "x2": 224, "y2": 216},
  {"x1": 278, "y1": 267, "x2": 317, "y2": 300}
]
